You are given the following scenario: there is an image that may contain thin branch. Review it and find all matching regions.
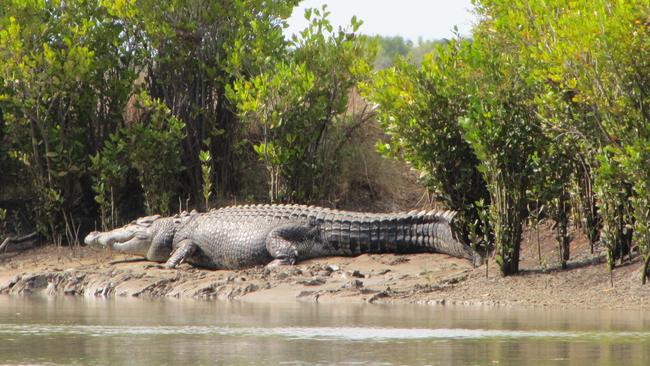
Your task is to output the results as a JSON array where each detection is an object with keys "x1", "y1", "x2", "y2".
[{"x1": 0, "y1": 232, "x2": 38, "y2": 253}]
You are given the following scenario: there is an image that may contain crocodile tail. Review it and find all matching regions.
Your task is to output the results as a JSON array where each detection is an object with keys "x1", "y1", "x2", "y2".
[{"x1": 318, "y1": 209, "x2": 476, "y2": 261}]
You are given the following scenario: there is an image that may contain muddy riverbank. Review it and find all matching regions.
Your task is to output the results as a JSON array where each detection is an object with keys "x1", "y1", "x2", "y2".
[{"x1": 1, "y1": 222, "x2": 648, "y2": 309}]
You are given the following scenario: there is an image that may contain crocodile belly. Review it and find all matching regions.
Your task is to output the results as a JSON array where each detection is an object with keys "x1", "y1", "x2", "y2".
[{"x1": 185, "y1": 221, "x2": 274, "y2": 270}]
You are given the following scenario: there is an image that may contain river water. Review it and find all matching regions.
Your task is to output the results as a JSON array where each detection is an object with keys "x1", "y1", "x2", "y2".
[{"x1": 1, "y1": 296, "x2": 649, "y2": 365}]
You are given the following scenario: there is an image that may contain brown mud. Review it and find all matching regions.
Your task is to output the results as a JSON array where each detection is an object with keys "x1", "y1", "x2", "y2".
[{"x1": 1, "y1": 222, "x2": 648, "y2": 309}]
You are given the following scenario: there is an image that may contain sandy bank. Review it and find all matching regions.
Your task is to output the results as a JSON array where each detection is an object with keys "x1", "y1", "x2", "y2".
[{"x1": 1, "y1": 223, "x2": 648, "y2": 309}]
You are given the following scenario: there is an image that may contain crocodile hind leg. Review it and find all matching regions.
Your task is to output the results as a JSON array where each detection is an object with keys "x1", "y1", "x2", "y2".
[{"x1": 265, "y1": 224, "x2": 319, "y2": 267}]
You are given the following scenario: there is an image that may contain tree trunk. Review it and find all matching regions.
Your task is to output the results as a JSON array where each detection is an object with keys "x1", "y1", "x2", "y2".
[
  {"x1": 556, "y1": 189, "x2": 570, "y2": 270},
  {"x1": 577, "y1": 158, "x2": 599, "y2": 253},
  {"x1": 214, "y1": 101, "x2": 239, "y2": 195},
  {"x1": 642, "y1": 255, "x2": 650, "y2": 285},
  {"x1": 494, "y1": 182, "x2": 525, "y2": 276}
]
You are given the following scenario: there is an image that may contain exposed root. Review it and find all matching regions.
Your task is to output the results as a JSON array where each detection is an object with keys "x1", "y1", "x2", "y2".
[{"x1": 0, "y1": 232, "x2": 38, "y2": 253}]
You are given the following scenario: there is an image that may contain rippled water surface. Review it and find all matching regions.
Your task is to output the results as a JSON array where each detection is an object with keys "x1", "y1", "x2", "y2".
[{"x1": 1, "y1": 296, "x2": 649, "y2": 365}]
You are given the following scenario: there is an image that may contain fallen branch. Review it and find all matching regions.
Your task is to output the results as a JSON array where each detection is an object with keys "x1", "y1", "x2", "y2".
[{"x1": 0, "y1": 232, "x2": 38, "y2": 253}]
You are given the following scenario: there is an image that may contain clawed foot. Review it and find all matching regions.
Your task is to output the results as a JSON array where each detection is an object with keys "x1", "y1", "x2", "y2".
[
  {"x1": 266, "y1": 257, "x2": 295, "y2": 269},
  {"x1": 471, "y1": 252, "x2": 484, "y2": 268}
]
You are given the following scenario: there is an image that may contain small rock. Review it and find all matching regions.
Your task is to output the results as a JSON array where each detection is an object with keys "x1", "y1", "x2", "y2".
[
  {"x1": 324, "y1": 264, "x2": 340, "y2": 272},
  {"x1": 375, "y1": 269, "x2": 391, "y2": 275},
  {"x1": 296, "y1": 291, "x2": 320, "y2": 303},
  {"x1": 387, "y1": 256, "x2": 409, "y2": 265},
  {"x1": 350, "y1": 270, "x2": 365, "y2": 278},
  {"x1": 242, "y1": 283, "x2": 259, "y2": 293},
  {"x1": 275, "y1": 272, "x2": 289, "y2": 280},
  {"x1": 300, "y1": 278, "x2": 326, "y2": 286},
  {"x1": 443, "y1": 274, "x2": 467, "y2": 285},
  {"x1": 367, "y1": 291, "x2": 389, "y2": 303},
  {"x1": 343, "y1": 279, "x2": 363, "y2": 289}
]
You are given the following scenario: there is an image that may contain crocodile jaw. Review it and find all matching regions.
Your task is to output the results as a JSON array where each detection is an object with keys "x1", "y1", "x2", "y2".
[
  {"x1": 84, "y1": 224, "x2": 153, "y2": 256},
  {"x1": 84, "y1": 228, "x2": 132, "y2": 246}
]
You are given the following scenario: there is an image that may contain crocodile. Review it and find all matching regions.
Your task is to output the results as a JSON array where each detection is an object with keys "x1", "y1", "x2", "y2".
[{"x1": 84, "y1": 204, "x2": 482, "y2": 269}]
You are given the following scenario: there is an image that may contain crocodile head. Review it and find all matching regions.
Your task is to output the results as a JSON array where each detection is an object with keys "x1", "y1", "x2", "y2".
[{"x1": 84, "y1": 211, "x2": 197, "y2": 261}]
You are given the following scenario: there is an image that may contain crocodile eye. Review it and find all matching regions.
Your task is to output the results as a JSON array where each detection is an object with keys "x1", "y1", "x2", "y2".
[{"x1": 135, "y1": 232, "x2": 150, "y2": 240}]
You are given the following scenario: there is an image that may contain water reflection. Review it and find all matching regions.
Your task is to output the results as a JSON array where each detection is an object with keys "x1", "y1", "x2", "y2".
[{"x1": 0, "y1": 296, "x2": 649, "y2": 365}]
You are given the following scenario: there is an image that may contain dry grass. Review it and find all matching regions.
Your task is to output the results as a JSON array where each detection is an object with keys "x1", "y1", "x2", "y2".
[{"x1": 316, "y1": 90, "x2": 431, "y2": 212}]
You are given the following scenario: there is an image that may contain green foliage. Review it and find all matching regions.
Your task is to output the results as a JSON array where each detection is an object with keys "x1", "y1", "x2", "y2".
[
  {"x1": 368, "y1": 0, "x2": 648, "y2": 278},
  {"x1": 595, "y1": 148, "x2": 634, "y2": 276},
  {"x1": 126, "y1": 92, "x2": 186, "y2": 215},
  {"x1": 90, "y1": 92, "x2": 186, "y2": 218},
  {"x1": 364, "y1": 40, "x2": 489, "y2": 241},
  {"x1": 230, "y1": 6, "x2": 376, "y2": 202},
  {"x1": 2, "y1": 0, "x2": 649, "y2": 288},
  {"x1": 511, "y1": 0, "x2": 647, "y2": 275},
  {"x1": 231, "y1": 61, "x2": 316, "y2": 201},
  {"x1": 2, "y1": 0, "x2": 302, "y2": 236},
  {"x1": 0, "y1": 0, "x2": 135, "y2": 241},
  {"x1": 373, "y1": 36, "x2": 413, "y2": 69},
  {"x1": 458, "y1": 29, "x2": 542, "y2": 275},
  {"x1": 89, "y1": 92, "x2": 185, "y2": 219},
  {"x1": 462, "y1": 0, "x2": 648, "y2": 280},
  {"x1": 622, "y1": 139, "x2": 650, "y2": 283},
  {"x1": 119, "y1": 0, "x2": 301, "y2": 199},
  {"x1": 89, "y1": 133, "x2": 127, "y2": 230},
  {"x1": 199, "y1": 145, "x2": 213, "y2": 211},
  {"x1": 523, "y1": 128, "x2": 575, "y2": 269},
  {"x1": 373, "y1": 35, "x2": 449, "y2": 69},
  {"x1": 0, "y1": 208, "x2": 6, "y2": 236}
]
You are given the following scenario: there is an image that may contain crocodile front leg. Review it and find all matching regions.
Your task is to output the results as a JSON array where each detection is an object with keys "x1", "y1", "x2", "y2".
[
  {"x1": 162, "y1": 240, "x2": 197, "y2": 269},
  {"x1": 265, "y1": 224, "x2": 319, "y2": 267}
]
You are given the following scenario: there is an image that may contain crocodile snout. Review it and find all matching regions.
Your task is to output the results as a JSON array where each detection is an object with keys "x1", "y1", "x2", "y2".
[
  {"x1": 84, "y1": 228, "x2": 136, "y2": 247},
  {"x1": 84, "y1": 231, "x2": 101, "y2": 246}
]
